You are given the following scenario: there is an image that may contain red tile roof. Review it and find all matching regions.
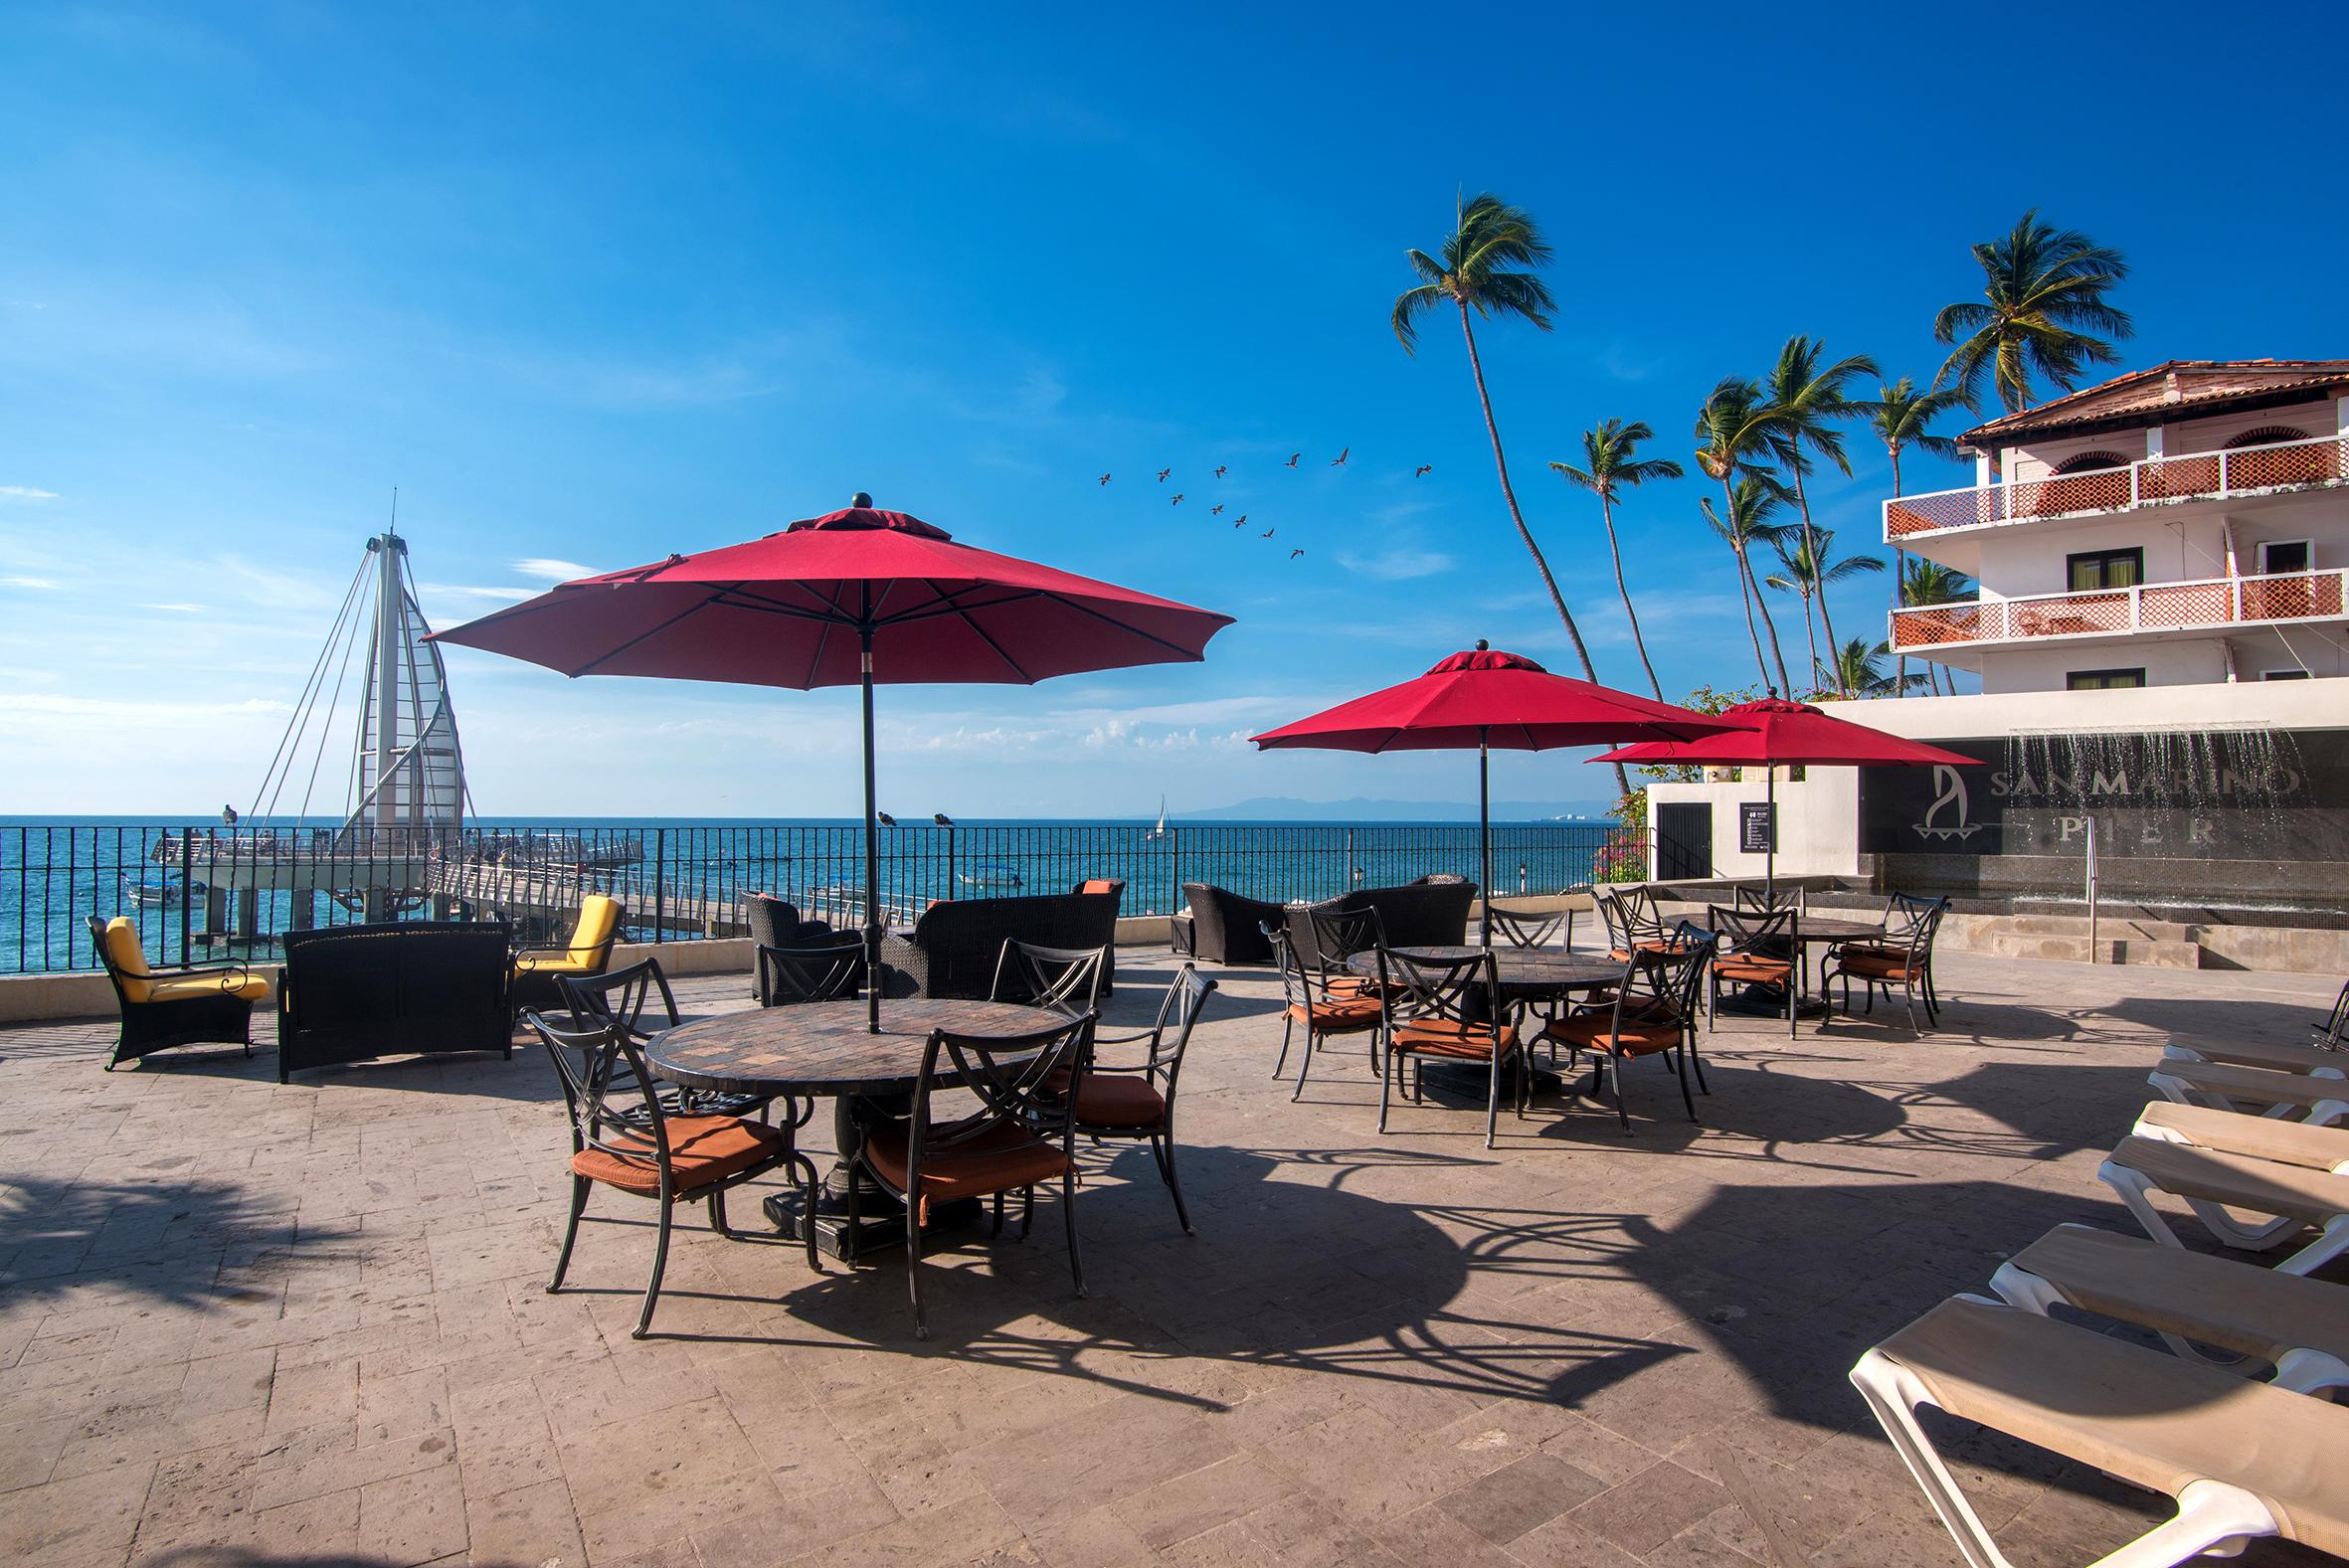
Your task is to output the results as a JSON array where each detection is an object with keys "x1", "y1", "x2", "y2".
[{"x1": 1960, "y1": 359, "x2": 2349, "y2": 448}]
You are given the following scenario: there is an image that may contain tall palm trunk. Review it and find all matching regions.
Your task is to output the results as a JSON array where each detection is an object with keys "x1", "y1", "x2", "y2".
[
  {"x1": 1728, "y1": 542, "x2": 1770, "y2": 686},
  {"x1": 1889, "y1": 445, "x2": 1911, "y2": 697},
  {"x1": 1787, "y1": 464, "x2": 1845, "y2": 693},
  {"x1": 1455, "y1": 301, "x2": 1629, "y2": 794},
  {"x1": 1720, "y1": 477, "x2": 1791, "y2": 691},
  {"x1": 1598, "y1": 492, "x2": 1662, "y2": 700},
  {"x1": 1794, "y1": 585, "x2": 1820, "y2": 693}
]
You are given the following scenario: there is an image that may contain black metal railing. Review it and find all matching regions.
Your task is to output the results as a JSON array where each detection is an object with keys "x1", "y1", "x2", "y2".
[{"x1": 2, "y1": 818, "x2": 1633, "y2": 975}]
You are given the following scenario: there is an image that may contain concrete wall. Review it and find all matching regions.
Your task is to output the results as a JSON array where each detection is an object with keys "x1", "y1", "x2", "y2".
[{"x1": 1645, "y1": 770, "x2": 1861, "y2": 881}]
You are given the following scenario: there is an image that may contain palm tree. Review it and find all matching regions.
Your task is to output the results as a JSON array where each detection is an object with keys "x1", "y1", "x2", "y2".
[
  {"x1": 1764, "y1": 528, "x2": 1885, "y2": 698},
  {"x1": 1899, "y1": 559, "x2": 1975, "y2": 696},
  {"x1": 1933, "y1": 210, "x2": 2133, "y2": 414},
  {"x1": 1693, "y1": 378, "x2": 1790, "y2": 688},
  {"x1": 1819, "y1": 637, "x2": 1911, "y2": 699},
  {"x1": 1700, "y1": 473, "x2": 1794, "y2": 690},
  {"x1": 1763, "y1": 337, "x2": 1879, "y2": 693},
  {"x1": 1392, "y1": 194, "x2": 1601, "y2": 686},
  {"x1": 1549, "y1": 420, "x2": 1683, "y2": 700},
  {"x1": 1867, "y1": 376, "x2": 1970, "y2": 695}
]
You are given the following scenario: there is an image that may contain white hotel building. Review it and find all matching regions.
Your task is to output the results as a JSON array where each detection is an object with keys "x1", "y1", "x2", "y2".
[{"x1": 1643, "y1": 360, "x2": 2349, "y2": 960}]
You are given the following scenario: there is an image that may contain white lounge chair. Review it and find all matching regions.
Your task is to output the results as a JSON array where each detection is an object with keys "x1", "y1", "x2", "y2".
[
  {"x1": 2161, "y1": 1035, "x2": 2346, "y2": 1079},
  {"x1": 2144, "y1": 1057, "x2": 2348, "y2": 1127},
  {"x1": 2131, "y1": 1100, "x2": 2349, "y2": 1171},
  {"x1": 2097, "y1": 1133, "x2": 2349, "y2": 1275},
  {"x1": 1851, "y1": 1295, "x2": 2349, "y2": 1568},
  {"x1": 1989, "y1": 1222, "x2": 2349, "y2": 1390}
]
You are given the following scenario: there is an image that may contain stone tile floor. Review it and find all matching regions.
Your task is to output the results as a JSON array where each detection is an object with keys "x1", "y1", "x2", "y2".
[{"x1": 1, "y1": 949, "x2": 2341, "y2": 1567}]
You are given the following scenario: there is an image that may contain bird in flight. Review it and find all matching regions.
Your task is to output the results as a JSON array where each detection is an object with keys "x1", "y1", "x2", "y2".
[
  {"x1": 1213, "y1": 464, "x2": 1227, "y2": 478},
  {"x1": 1157, "y1": 467, "x2": 1172, "y2": 482},
  {"x1": 1290, "y1": 548, "x2": 1305, "y2": 559},
  {"x1": 1098, "y1": 472, "x2": 1112, "y2": 485},
  {"x1": 1171, "y1": 493, "x2": 1184, "y2": 506},
  {"x1": 1414, "y1": 464, "x2": 1432, "y2": 478},
  {"x1": 1261, "y1": 526, "x2": 1275, "y2": 538},
  {"x1": 1209, "y1": 504, "x2": 1223, "y2": 515},
  {"x1": 1285, "y1": 453, "x2": 1300, "y2": 467},
  {"x1": 1331, "y1": 447, "x2": 1349, "y2": 466},
  {"x1": 1232, "y1": 514, "x2": 1247, "y2": 528}
]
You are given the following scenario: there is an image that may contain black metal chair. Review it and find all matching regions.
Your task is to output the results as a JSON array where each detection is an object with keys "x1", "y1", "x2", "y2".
[
  {"x1": 1064, "y1": 964, "x2": 1217, "y2": 1234},
  {"x1": 1541, "y1": 922, "x2": 1718, "y2": 1132},
  {"x1": 1266, "y1": 922, "x2": 1384, "y2": 1098},
  {"x1": 990, "y1": 941, "x2": 1107, "y2": 1017},
  {"x1": 559, "y1": 958, "x2": 791, "y2": 1131},
  {"x1": 1733, "y1": 885, "x2": 1805, "y2": 916},
  {"x1": 86, "y1": 914, "x2": 267, "y2": 1069},
  {"x1": 1487, "y1": 905, "x2": 1565, "y2": 949},
  {"x1": 527, "y1": 1008, "x2": 821, "y2": 1337},
  {"x1": 1823, "y1": 898, "x2": 1947, "y2": 1032},
  {"x1": 854, "y1": 1013, "x2": 1096, "y2": 1339},
  {"x1": 2315, "y1": 980, "x2": 2349, "y2": 1051},
  {"x1": 1707, "y1": 904, "x2": 1799, "y2": 1039},
  {"x1": 756, "y1": 937, "x2": 866, "y2": 1008},
  {"x1": 1302, "y1": 904, "x2": 1391, "y2": 1068},
  {"x1": 1373, "y1": 944, "x2": 1525, "y2": 1149},
  {"x1": 1596, "y1": 887, "x2": 1674, "y2": 961}
]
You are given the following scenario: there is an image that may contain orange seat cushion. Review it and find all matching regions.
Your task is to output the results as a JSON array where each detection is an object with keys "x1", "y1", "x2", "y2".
[
  {"x1": 1841, "y1": 954, "x2": 1924, "y2": 981},
  {"x1": 862, "y1": 1120, "x2": 1070, "y2": 1213},
  {"x1": 1715, "y1": 957, "x2": 1793, "y2": 983},
  {"x1": 1071, "y1": 1074, "x2": 1168, "y2": 1130},
  {"x1": 1078, "y1": 880, "x2": 1118, "y2": 895},
  {"x1": 1391, "y1": 1018, "x2": 1518, "y2": 1060},
  {"x1": 572, "y1": 1115, "x2": 786, "y2": 1197},
  {"x1": 1289, "y1": 996, "x2": 1382, "y2": 1031},
  {"x1": 1541, "y1": 1010, "x2": 1683, "y2": 1057}
]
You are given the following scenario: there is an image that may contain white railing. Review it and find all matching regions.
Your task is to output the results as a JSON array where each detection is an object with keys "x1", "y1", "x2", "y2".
[
  {"x1": 1884, "y1": 430, "x2": 2348, "y2": 539},
  {"x1": 1890, "y1": 568, "x2": 2349, "y2": 649}
]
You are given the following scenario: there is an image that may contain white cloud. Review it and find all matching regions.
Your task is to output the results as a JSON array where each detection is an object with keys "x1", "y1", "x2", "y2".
[
  {"x1": 0, "y1": 575, "x2": 62, "y2": 590},
  {"x1": 144, "y1": 603, "x2": 205, "y2": 613},
  {"x1": 423, "y1": 583, "x2": 536, "y2": 603},
  {"x1": 0, "y1": 486, "x2": 59, "y2": 501},
  {"x1": 1337, "y1": 547, "x2": 1456, "y2": 582},
  {"x1": 512, "y1": 558, "x2": 596, "y2": 582}
]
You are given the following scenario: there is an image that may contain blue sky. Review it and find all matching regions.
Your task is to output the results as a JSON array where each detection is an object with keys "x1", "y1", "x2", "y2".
[{"x1": 4, "y1": 2, "x2": 2344, "y2": 817}]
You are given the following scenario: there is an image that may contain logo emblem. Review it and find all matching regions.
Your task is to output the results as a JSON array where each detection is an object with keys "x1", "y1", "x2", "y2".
[{"x1": 1916, "y1": 765, "x2": 1981, "y2": 841}]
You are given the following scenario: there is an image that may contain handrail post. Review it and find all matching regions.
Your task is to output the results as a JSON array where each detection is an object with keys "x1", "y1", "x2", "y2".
[{"x1": 652, "y1": 827, "x2": 665, "y2": 944}]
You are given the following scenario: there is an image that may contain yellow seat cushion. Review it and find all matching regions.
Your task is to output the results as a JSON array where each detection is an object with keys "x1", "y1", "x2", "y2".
[
  {"x1": 144, "y1": 973, "x2": 271, "y2": 1004},
  {"x1": 568, "y1": 895, "x2": 622, "y2": 965},
  {"x1": 101, "y1": 917, "x2": 156, "y2": 1002}
]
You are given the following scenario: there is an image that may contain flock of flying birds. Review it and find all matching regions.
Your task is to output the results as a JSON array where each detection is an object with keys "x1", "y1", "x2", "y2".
[{"x1": 1094, "y1": 449, "x2": 1433, "y2": 560}]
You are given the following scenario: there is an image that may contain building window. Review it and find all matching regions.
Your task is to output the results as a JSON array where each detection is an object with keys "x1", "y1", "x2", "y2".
[
  {"x1": 2067, "y1": 668, "x2": 2146, "y2": 691},
  {"x1": 2053, "y1": 450, "x2": 2131, "y2": 475},
  {"x1": 2261, "y1": 668, "x2": 2311, "y2": 681},
  {"x1": 2068, "y1": 547, "x2": 2144, "y2": 593},
  {"x1": 2259, "y1": 539, "x2": 2312, "y2": 575}
]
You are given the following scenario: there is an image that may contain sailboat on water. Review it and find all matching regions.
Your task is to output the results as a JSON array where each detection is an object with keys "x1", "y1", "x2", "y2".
[{"x1": 1145, "y1": 795, "x2": 1170, "y2": 839}]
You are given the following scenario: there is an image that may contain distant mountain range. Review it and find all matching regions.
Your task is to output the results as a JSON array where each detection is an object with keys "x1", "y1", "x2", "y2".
[{"x1": 1180, "y1": 794, "x2": 1616, "y2": 822}]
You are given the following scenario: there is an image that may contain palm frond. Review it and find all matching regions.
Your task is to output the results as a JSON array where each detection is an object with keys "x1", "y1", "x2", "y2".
[{"x1": 1390, "y1": 283, "x2": 1444, "y2": 354}]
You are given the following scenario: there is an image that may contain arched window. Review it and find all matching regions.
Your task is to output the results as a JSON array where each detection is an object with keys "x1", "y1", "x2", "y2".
[
  {"x1": 2226, "y1": 425, "x2": 2310, "y2": 449},
  {"x1": 2053, "y1": 450, "x2": 2130, "y2": 474}
]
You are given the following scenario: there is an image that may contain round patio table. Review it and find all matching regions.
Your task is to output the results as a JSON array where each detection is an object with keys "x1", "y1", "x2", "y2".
[
  {"x1": 650, "y1": 997, "x2": 1065, "y2": 1262},
  {"x1": 1788, "y1": 917, "x2": 1889, "y2": 1007},
  {"x1": 1343, "y1": 946, "x2": 1621, "y2": 1099}
]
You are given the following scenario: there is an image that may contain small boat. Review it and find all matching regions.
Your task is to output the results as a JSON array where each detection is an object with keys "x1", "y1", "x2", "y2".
[
  {"x1": 959, "y1": 862, "x2": 1025, "y2": 890},
  {"x1": 124, "y1": 872, "x2": 209, "y2": 908},
  {"x1": 1145, "y1": 796, "x2": 1170, "y2": 840}
]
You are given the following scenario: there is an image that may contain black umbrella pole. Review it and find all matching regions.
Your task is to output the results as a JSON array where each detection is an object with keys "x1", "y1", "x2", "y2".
[
  {"x1": 861, "y1": 631, "x2": 882, "y2": 1033},
  {"x1": 1478, "y1": 730, "x2": 1492, "y2": 948}
]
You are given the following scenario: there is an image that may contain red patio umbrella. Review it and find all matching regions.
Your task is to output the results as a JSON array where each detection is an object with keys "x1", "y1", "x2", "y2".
[
  {"x1": 432, "y1": 497, "x2": 1234, "y2": 1028},
  {"x1": 1591, "y1": 696, "x2": 1974, "y2": 896},
  {"x1": 1249, "y1": 644, "x2": 1738, "y2": 943}
]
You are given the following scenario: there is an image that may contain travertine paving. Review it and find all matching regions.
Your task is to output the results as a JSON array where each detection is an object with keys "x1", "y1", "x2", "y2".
[{"x1": 1, "y1": 949, "x2": 2340, "y2": 1567}]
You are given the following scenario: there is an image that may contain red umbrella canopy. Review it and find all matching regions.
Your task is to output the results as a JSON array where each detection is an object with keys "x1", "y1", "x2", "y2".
[
  {"x1": 1249, "y1": 646, "x2": 1737, "y2": 753},
  {"x1": 1590, "y1": 697, "x2": 1973, "y2": 769},
  {"x1": 429, "y1": 503, "x2": 1233, "y2": 685}
]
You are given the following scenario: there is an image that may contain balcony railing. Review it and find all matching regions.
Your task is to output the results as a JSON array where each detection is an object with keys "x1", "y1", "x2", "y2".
[
  {"x1": 1884, "y1": 431, "x2": 2348, "y2": 538},
  {"x1": 1890, "y1": 568, "x2": 2349, "y2": 649}
]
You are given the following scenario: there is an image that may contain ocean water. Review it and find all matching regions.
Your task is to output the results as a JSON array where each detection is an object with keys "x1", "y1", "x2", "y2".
[{"x1": 3, "y1": 814, "x2": 1624, "y2": 974}]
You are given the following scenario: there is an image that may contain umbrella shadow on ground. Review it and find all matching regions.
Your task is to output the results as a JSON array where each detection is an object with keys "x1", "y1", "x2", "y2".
[{"x1": 0, "y1": 1168, "x2": 360, "y2": 1315}]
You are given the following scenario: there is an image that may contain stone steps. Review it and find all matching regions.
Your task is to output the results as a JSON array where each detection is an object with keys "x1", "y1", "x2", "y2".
[{"x1": 1970, "y1": 930, "x2": 2205, "y2": 968}]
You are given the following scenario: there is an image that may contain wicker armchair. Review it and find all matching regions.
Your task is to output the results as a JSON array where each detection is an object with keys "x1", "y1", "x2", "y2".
[
  {"x1": 87, "y1": 915, "x2": 269, "y2": 1070},
  {"x1": 510, "y1": 895, "x2": 625, "y2": 1020},
  {"x1": 1171, "y1": 884, "x2": 1286, "y2": 965},
  {"x1": 880, "y1": 889, "x2": 1121, "y2": 999}
]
